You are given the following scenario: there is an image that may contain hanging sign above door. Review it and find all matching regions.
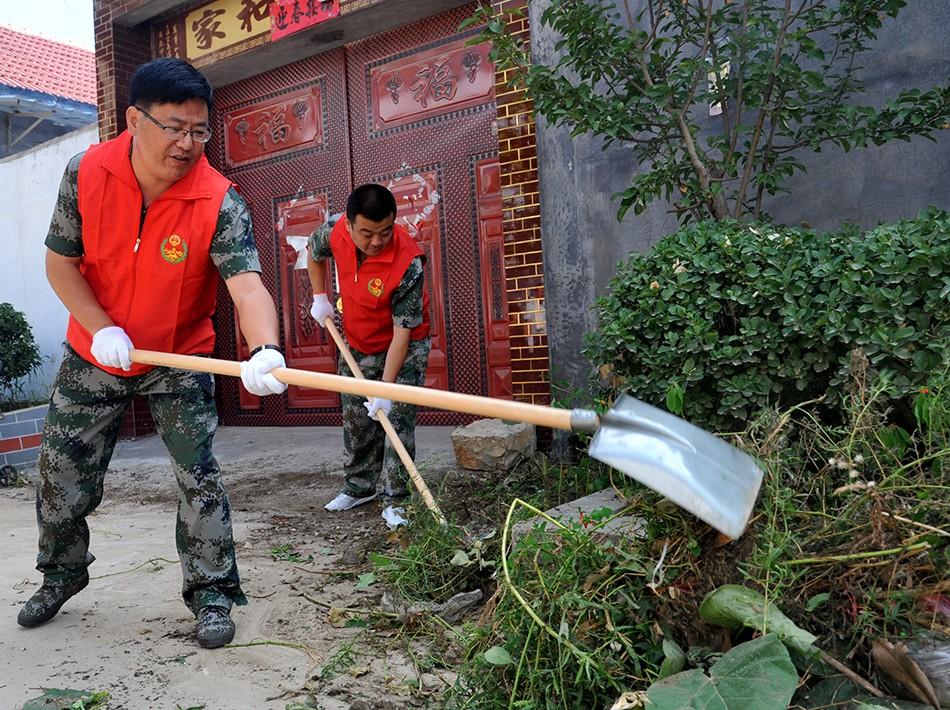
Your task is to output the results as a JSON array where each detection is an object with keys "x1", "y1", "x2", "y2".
[{"x1": 270, "y1": 0, "x2": 340, "y2": 41}]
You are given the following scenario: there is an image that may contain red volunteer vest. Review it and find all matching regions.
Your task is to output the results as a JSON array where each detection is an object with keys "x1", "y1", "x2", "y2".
[
  {"x1": 330, "y1": 220, "x2": 430, "y2": 354},
  {"x1": 67, "y1": 131, "x2": 232, "y2": 376}
]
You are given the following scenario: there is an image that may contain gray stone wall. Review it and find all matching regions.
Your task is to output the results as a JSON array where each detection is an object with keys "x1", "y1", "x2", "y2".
[{"x1": 532, "y1": 0, "x2": 950, "y2": 396}]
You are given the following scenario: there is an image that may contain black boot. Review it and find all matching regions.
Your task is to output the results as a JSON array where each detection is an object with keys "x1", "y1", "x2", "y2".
[
  {"x1": 17, "y1": 573, "x2": 89, "y2": 628},
  {"x1": 195, "y1": 605, "x2": 235, "y2": 648}
]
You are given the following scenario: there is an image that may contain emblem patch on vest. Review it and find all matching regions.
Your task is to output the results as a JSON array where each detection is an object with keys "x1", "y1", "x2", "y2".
[
  {"x1": 368, "y1": 278, "x2": 384, "y2": 298},
  {"x1": 161, "y1": 234, "x2": 188, "y2": 264}
]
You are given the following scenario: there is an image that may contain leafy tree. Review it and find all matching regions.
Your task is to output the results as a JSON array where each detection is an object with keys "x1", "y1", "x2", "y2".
[
  {"x1": 0, "y1": 303, "x2": 41, "y2": 405},
  {"x1": 466, "y1": 0, "x2": 950, "y2": 222}
]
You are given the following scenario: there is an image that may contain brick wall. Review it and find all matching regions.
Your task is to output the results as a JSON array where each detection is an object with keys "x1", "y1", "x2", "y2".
[
  {"x1": 0, "y1": 405, "x2": 48, "y2": 470},
  {"x1": 93, "y1": 0, "x2": 153, "y2": 141},
  {"x1": 492, "y1": 0, "x2": 551, "y2": 406}
]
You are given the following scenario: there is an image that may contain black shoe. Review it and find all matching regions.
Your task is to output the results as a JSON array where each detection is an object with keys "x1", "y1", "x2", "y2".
[
  {"x1": 195, "y1": 605, "x2": 235, "y2": 648},
  {"x1": 17, "y1": 573, "x2": 89, "y2": 628}
]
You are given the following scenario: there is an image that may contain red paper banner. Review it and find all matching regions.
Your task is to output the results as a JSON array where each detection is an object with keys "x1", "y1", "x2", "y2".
[{"x1": 270, "y1": 0, "x2": 339, "y2": 41}]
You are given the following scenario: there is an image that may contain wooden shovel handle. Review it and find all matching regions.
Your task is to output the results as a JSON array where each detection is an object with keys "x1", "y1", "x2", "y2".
[
  {"x1": 130, "y1": 349, "x2": 577, "y2": 431},
  {"x1": 322, "y1": 320, "x2": 446, "y2": 524}
]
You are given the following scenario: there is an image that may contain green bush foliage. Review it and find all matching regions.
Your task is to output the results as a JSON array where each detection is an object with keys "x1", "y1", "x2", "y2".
[
  {"x1": 583, "y1": 209, "x2": 950, "y2": 431},
  {"x1": 0, "y1": 303, "x2": 41, "y2": 400}
]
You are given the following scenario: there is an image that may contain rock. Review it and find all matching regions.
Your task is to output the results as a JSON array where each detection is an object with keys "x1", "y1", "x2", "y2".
[
  {"x1": 451, "y1": 419, "x2": 535, "y2": 471},
  {"x1": 381, "y1": 589, "x2": 483, "y2": 623},
  {"x1": 512, "y1": 488, "x2": 645, "y2": 544}
]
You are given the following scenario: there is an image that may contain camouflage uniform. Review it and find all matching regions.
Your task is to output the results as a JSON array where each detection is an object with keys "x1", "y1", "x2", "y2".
[
  {"x1": 310, "y1": 224, "x2": 430, "y2": 503},
  {"x1": 37, "y1": 152, "x2": 259, "y2": 612}
]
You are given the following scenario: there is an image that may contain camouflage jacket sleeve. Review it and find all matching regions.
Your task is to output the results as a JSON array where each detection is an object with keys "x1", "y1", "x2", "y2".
[
  {"x1": 391, "y1": 256, "x2": 425, "y2": 330},
  {"x1": 211, "y1": 187, "x2": 262, "y2": 280},
  {"x1": 308, "y1": 222, "x2": 333, "y2": 261},
  {"x1": 45, "y1": 152, "x2": 86, "y2": 257}
]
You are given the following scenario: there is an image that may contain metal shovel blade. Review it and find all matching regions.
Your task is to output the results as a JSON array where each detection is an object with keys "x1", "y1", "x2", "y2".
[{"x1": 587, "y1": 395, "x2": 763, "y2": 539}]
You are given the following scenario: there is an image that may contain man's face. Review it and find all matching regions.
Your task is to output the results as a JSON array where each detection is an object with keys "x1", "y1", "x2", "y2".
[
  {"x1": 127, "y1": 98, "x2": 209, "y2": 185},
  {"x1": 347, "y1": 213, "x2": 396, "y2": 257}
]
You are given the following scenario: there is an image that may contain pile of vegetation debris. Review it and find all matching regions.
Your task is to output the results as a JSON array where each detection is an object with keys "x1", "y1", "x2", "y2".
[{"x1": 366, "y1": 360, "x2": 947, "y2": 709}]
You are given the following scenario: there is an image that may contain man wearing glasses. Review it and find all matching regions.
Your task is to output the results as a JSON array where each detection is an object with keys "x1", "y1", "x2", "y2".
[{"x1": 16, "y1": 58, "x2": 285, "y2": 649}]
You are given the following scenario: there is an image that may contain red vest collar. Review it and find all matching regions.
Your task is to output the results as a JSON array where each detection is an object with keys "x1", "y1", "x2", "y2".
[{"x1": 102, "y1": 130, "x2": 219, "y2": 201}]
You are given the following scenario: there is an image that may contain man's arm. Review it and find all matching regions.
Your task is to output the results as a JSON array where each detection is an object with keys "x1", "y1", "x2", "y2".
[
  {"x1": 224, "y1": 272, "x2": 280, "y2": 351},
  {"x1": 307, "y1": 256, "x2": 328, "y2": 296},
  {"x1": 381, "y1": 255, "x2": 425, "y2": 382},
  {"x1": 381, "y1": 326, "x2": 411, "y2": 383},
  {"x1": 307, "y1": 221, "x2": 333, "y2": 294},
  {"x1": 45, "y1": 250, "x2": 113, "y2": 334}
]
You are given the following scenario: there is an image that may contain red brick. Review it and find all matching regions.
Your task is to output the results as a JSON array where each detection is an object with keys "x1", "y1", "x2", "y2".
[
  {"x1": 20, "y1": 433, "x2": 43, "y2": 449},
  {"x1": 0, "y1": 438, "x2": 22, "y2": 453}
]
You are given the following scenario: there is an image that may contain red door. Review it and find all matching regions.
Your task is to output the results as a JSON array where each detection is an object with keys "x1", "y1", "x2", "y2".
[
  {"x1": 208, "y1": 6, "x2": 508, "y2": 426},
  {"x1": 474, "y1": 157, "x2": 512, "y2": 399},
  {"x1": 345, "y1": 7, "x2": 503, "y2": 422}
]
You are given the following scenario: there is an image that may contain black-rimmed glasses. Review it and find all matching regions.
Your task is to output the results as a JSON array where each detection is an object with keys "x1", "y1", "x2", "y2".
[{"x1": 135, "y1": 106, "x2": 212, "y2": 144}]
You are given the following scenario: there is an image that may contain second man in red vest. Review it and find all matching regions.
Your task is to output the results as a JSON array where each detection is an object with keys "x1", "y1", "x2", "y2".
[{"x1": 308, "y1": 185, "x2": 431, "y2": 529}]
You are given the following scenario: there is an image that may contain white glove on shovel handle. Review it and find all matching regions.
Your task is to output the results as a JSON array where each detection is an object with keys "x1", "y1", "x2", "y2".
[
  {"x1": 240, "y1": 348, "x2": 288, "y2": 396},
  {"x1": 364, "y1": 397, "x2": 392, "y2": 421},
  {"x1": 90, "y1": 326, "x2": 134, "y2": 371},
  {"x1": 310, "y1": 293, "x2": 335, "y2": 327}
]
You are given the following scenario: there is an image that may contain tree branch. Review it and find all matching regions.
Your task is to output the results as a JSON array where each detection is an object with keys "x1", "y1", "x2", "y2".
[{"x1": 734, "y1": 0, "x2": 793, "y2": 218}]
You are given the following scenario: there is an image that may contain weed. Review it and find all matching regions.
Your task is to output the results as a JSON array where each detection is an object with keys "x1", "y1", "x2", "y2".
[
  {"x1": 268, "y1": 543, "x2": 313, "y2": 564},
  {"x1": 316, "y1": 641, "x2": 359, "y2": 683},
  {"x1": 373, "y1": 513, "x2": 495, "y2": 604},
  {"x1": 434, "y1": 356, "x2": 949, "y2": 707}
]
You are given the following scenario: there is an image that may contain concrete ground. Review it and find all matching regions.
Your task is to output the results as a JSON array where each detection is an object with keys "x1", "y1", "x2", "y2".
[
  {"x1": 1, "y1": 425, "x2": 459, "y2": 710},
  {"x1": 110, "y1": 424, "x2": 457, "y2": 472}
]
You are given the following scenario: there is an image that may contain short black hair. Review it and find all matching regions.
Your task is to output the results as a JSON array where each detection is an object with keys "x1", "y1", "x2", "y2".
[
  {"x1": 129, "y1": 58, "x2": 213, "y2": 112},
  {"x1": 346, "y1": 184, "x2": 397, "y2": 222}
]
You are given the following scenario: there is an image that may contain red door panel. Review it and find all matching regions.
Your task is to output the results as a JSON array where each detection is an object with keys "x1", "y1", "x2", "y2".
[
  {"x1": 208, "y1": 49, "x2": 352, "y2": 425},
  {"x1": 385, "y1": 170, "x2": 449, "y2": 391},
  {"x1": 474, "y1": 157, "x2": 512, "y2": 399},
  {"x1": 345, "y1": 5, "x2": 498, "y2": 424},
  {"x1": 275, "y1": 193, "x2": 340, "y2": 409}
]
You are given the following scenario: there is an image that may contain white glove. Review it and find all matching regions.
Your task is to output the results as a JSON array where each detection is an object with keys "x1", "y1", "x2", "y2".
[
  {"x1": 310, "y1": 293, "x2": 335, "y2": 327},
  {"x1": 363, "y1": 397, "x2": 392, "y2": 421},
  {"x1": 90, "y1": 326, "x2": 134, "y2": 371},
  {"x1": 240, "y1": 348, "x2": 288, "y2": 396}
]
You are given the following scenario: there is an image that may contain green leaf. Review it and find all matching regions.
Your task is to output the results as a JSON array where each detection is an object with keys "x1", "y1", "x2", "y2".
[
  {"x1": 22, "y1": 689, "x2": 111, "y2": 710},
  {"x1": 484, "y1": 645, "x2": 515, "y2": 665},
  {"x1": 355, "y1": 572, "x2": 376, "y2": 590},
  {"x1": 368, "y1": 552, "x2": 396, "y2": 570},
  {"x1": 450, "y1": 549, "x2": 473, "y2": 566},
  {"x1": 699, "y1": 585, "x2": 817, "y2": 655},
  {"x1": 646, "y1": 635, "x2": 798, "y2": 710},
  {"x1": 658, "y1": 638, "x2": 686, "y2": 679},
  {"x1": 805, "y1": 592, "x2": 831, "y2": 612},
  {"x1": 666, "y1": 382, "x2": 685, "y2": 415}
]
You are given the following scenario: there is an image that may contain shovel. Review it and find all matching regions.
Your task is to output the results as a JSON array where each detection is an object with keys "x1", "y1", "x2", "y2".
[{"x1": 130, "y1": 350, "x2": 763, "y2": 538}]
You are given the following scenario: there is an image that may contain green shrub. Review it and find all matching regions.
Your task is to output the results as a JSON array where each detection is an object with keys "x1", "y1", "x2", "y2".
[
  {"x1": 583, "y1": 210, "x2": 950, "y2": 431},
  {"x1": 0, "y1": 303, "x2": 41, "y2": 404}
]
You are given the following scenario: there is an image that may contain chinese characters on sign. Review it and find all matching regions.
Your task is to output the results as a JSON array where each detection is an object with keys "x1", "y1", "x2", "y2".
[
  {"x1": 370, "y1": 39, "x2": 494, "y2": 132},
  {"x1": 153, "y1": 0, "x2": 271, "y2": 65},
  {"x1": 222, "y1": 86, "x2": 324, "y2": 168},
  {"x1": 271, "y1": 0, "x2": 340, "y2": 41}
]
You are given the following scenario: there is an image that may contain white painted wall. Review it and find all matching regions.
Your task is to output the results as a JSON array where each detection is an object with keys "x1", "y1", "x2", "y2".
[{"x1": 0, "y1": 125, "x2": 98, "y2": 399}]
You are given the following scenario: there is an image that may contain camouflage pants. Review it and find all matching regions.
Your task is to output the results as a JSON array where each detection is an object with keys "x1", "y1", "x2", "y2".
[
  {"x1": 339, "y1": 338, "x2": 430, "y2": 504},
  {"x1": 34, "y1": 345, "x2": 246, "y2": 613}
]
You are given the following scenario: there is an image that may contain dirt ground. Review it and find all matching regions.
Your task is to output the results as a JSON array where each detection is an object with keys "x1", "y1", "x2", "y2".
[{"x1": 0, "y1": 425, "x2": 462, "y2": 710}]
